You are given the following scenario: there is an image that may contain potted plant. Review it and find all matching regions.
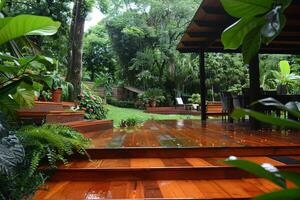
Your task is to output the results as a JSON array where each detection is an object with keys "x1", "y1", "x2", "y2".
[
  {"x1": 43, "y1": 71, "x2": 73, "y2": 102},
  {"x1": 272, "y1": 61, "x2": 300, "y2": 95},
  {"x1": 40, "y1": 90, "x2": 52, "y2": 101},
  {"x1": 140, "y1": 88, "x2": 165, "y2": 107}
]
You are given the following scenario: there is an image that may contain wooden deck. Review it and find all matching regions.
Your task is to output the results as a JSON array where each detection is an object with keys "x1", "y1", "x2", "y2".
[
  {"x1": 84, "y1": 120, "x2": 300, "y2": 148},
  {"x1": 145, "y1": 103, "x2": 224, "y2": 116},
  {"x1": 34, "y1": 120, "x2": 300, "y2": 199}
]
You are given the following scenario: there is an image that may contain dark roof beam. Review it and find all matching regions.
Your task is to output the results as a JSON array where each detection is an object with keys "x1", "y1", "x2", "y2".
[
  {"x1": 193, "y1": 19, "x2": 230, "y2": 28},
  {"x1": 202, "y1": 6, "x2": 226, "y2": 15},
  {"x1": 187, "y1": 32, "x2": 213, "y2": 38}
]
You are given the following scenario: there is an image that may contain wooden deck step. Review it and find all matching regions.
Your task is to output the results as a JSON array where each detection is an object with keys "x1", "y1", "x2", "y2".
[
  {"x1": 33, "y1": 178, "x2": 283, "y2": 199},
  {"x1": 63, "y1": 120, "x2": 113, "y2": 134},
  {"x1": 46, "y1": 111, "x2": 85, "y2": 123},
  {"x1": 52, "y1": 156, "x2": 300, "y2": 181},
  {"x1": 18, "y1": 101, "x2": 64, "y2": 112},
  {"x1": 18, "y1": 110, "x2": 85, "y2": 124},
  {"x1": 81, "y1": 146, "x2": 300, "y2": 159}
]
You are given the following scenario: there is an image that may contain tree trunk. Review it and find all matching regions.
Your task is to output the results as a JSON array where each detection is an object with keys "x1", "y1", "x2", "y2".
[{"x1": 67, "y1": 0, "x2": 86, "y2": 100}]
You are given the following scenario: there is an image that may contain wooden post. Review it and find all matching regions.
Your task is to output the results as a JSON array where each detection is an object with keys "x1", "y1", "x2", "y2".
[
  {"x1": 249, "y1": 54, "x2": 260, "y2": 128},
  {"x1": 199, "y1": 51, "x2": 207, "y2": 120}
]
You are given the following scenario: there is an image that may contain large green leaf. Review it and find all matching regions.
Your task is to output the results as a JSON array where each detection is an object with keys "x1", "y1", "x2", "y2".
[
  {"x1": 242, "y1": 27, "x2": 261, "y2": 64},
  {"x1": 0, "y1": 97, "x2": 19, "y2": 117},
  {"x1": 224, "y1": 159, "x2": 286, "y2": 188},
  {"x1": 254, "y1": 189, "x2": 300, "y2": 200},
  {"x1": 12, "y1": 82, "x2": 35, "y2": 109},
  {"x1": 0, "y1": 15, "x2": 61, "y2": 45},
  {"x1": 0, "y1": 65, "x2": 19, "y2": 75},
  {"x1": 232, "y1": 108, "x2": 300, "y2": 129},
  {"x1": 220, "y1": 0, "x2": 273, "y2": 18},
  {"x1": 280, "y1": 172, "x2": 300, "y2": 187},
  {"x1": 279, "y1": 60, "x2": 290, "y2": 77},
  {"x1": 255, "y1": 98, "x2": 300, "y2": 118},
  {"x1": 221, "y1": 17, "x2": 266, "y2": 49}
]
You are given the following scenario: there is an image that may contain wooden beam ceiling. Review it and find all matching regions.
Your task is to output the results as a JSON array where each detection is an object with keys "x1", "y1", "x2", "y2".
[{"x1": 177, "y1": 0, "x2": 300, "y2": 55}]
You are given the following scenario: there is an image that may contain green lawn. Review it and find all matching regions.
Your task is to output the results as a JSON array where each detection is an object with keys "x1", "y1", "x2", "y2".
[{"x1": 106, "y1": 105, "x2": 200, "y2": 127}]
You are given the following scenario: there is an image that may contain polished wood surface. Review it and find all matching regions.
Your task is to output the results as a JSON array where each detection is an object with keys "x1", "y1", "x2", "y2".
[
  {"x1": 34, "y1": 178, "x2": 282, "y2": 200},
  {"x1": 145, "y1": 106, "x2": 201, "y2": 115},
  {"x1": 52, "y1": 156, "x2": 300, "y2": 181},
  {"x1": 83, "y1": 146, "x2": 300, "y2": 159},
  {"x1": 85, "y1": 120, "x2": 300, "y2": 148},
  {"x1": 63, "y1": 120, "x2": 113, "y2": 133},
  {"x1": 34, "y1": 120, "x2": 300, "y2": 199},
  {"x1": 145, "y1": 103, "x2": 223, "y2": 116}
]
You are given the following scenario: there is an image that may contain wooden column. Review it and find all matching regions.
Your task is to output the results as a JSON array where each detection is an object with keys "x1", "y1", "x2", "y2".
[
  {"x1": 199, "y1": 51, "x2": 207, "y2": 120},
  {"x1": 249, "y1": 54, "x2": 260, "y2": 128}
]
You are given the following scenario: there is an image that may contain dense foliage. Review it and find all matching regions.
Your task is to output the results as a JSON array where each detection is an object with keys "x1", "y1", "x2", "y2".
[
  {"x1": 78, "y1": 86, "x2": 108, "y2": 120},
  {"x1": 81, "y1": 0, "x2": 300, "y2": 104},
  {"x1": 0, "y1": 116, "x2": 90, "y2": 200}
]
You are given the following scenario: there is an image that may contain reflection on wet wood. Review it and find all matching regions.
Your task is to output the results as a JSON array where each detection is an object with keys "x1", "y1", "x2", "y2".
[
  {"x1": 34, "y1": 178, "x2": 281, "y2": 200},
  {"x1": 85, "y1": 120, "x2": 300, "y2": 148}
]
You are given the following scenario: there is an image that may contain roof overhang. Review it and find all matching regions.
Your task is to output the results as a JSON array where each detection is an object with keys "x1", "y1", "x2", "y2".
[{"x1": 177, "y1": 0, "x2": 300, "y2": 54}]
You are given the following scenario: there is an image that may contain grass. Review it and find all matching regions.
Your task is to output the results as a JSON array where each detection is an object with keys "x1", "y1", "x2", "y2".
[{"x1": 106, "y1": 105, "x2": 200, "y2": 127}]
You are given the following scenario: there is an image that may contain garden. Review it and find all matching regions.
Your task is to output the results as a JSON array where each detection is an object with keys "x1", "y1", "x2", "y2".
[{"x1": 1, "y1": 0, "x2": 300, "y2": 200}]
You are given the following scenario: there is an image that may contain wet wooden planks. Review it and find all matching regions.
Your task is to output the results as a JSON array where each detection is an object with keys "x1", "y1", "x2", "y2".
[
  {"x1": 63, "y1": 156, "x2": 295, "y2": 169},
  {"x1": 52, "y1": 156, "x2": 300, "y2": 181},
  {"x1": 84, "y1": 120, "x2": 300, "y2": 148},
  {"x1": 34, "y1": 178, "x2": 281, "y2": 200}
]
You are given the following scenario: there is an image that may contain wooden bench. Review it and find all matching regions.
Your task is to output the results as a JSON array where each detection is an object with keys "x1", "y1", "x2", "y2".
[{"x1": 206, "y1": 102, "x2": 225, "y2": 116}]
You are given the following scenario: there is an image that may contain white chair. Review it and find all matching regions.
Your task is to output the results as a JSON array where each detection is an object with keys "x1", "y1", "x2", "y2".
[{"x1": 175, "y1": 97, "x2": 192, "y2": 110}]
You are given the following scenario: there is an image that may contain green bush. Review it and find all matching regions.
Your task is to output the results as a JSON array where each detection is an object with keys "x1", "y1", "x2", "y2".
[
  {"x1": 119, "y1": 118, "x2": 143, "y2": 128},
  {"x1": 107, "y1": 97, "x2": 136, "y2": 108},
  {"x1": 0, "y1": 123, "x2": 91, "y2": 200},
  {"x1": 78, "y1": 90, "x2": 108, "y2": 120},
  {"x1": 188, "y1": 93, "x2": 201, "y2": 104},
  {"x1": 138, "y1": 88, "x2": 165, "y2": 106}
]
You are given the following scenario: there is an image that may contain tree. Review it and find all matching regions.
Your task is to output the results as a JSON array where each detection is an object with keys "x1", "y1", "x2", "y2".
[
  {"x1": 67, "y1": 0, "x2": 109, "y2": 100},
  {"x1": 83, "y1": 22, "x2": 116, "y2": 81}
]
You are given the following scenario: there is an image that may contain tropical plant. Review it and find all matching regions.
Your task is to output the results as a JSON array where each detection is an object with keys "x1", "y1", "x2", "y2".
[
  {"x1": 138, "y1": 88, "x2": 165, "y2": 107},
  {"x1": 0, "y1": 123, "x2": 91, "y2": 200},
  {"x1": 0, "y1": 53, "x2": 56, "y2": 117},
  {"x1": 119, "y1": 118, "x2": 142, "y2": 128},
  {"x1": 17, "y1": 124, "x2": 91, "y2": 169},
  {"x1": 0, "y1": 14, "x2": 61, "y2": 46},
  {"x1": 232, "y1": 97, "x2": 300, "y2": 129},
  {"x1": 225, "y1": 158, "x2": 300, "y2": 200},
  {"x1": 220, "y1": 0, "x2": 292, "y2": 64},
  {"x1": 271, "y1": 60, "x2": 300, "y2": 94},
  {"x1": 78, "y1": 85, "x2": 108, "y2": 120},
  {"x1": 188, "y1": 93, "x2": 201, "y2": 104},
  {"x1": 0, "y1": 5, "x2": 60, "y2": 116},
  {"x1": 0, "y1": 135, "x2": 25, "y2": 176},
  {"x1": 93, "y1": 72, "x2": 114, "y2": 99}
]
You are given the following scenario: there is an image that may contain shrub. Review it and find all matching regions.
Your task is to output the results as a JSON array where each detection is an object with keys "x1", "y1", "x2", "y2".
[
  {"x1": 107, "y1": 97, "x2": 136, "y2": 108},
  {"x1": 0, "y1": 123, "x2": 91, "y2": 200},
  {"x1": 138, "y1": 88, "x2": 165, "y2": 106},
  {"x1": 119, "y1": 118, "x2": 143, "y2": 128},
  {"x1": 188, "y1": 93, "x2": 201, "y2": 104},
  {"x1": 78, "y1": 90, "x2": 108, "y2": 120}
]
